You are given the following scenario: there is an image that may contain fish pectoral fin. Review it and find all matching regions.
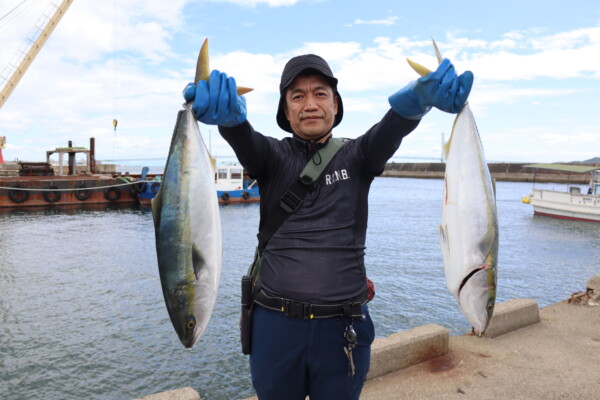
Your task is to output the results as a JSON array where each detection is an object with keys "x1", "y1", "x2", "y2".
[
  {"x1": 438, "y1": 224, "x2": 450, "y2": 258},
  {"x1": 443, "y1": 139, "x2": 452, "y2": 159},
  {"x1": 151, "y1": 191, "x2": 162, "y2": 229},
  {"x1": 477, "y1": 226, "x2": 497, "y2": 261},
  {"x1": 191, "y1": 244, "x2": 206, "y2": 281}
]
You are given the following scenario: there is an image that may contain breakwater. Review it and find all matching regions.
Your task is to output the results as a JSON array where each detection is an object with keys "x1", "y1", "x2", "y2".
[{"x1": 382, "y1": 162, "x2": 598, "y2": 183}]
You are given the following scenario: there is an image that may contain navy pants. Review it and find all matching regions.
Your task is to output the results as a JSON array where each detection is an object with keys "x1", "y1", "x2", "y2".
[{"x1": 250, "y1": 304, "x2": 375, "y2": 400}]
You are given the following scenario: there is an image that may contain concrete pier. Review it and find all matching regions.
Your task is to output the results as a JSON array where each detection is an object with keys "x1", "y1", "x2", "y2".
[
  {"x1": 140, "y1": 275, "x2": 600, "y2": 400},
  {"x1": 382, "y1": 162, "x2": 599, "y2": 183},
  {"x1": 367, "y1": 323, "x2": 448, "y2": 380},
  {"x1": 134, "y1": 387, "x2": 200, "y2": 400}
]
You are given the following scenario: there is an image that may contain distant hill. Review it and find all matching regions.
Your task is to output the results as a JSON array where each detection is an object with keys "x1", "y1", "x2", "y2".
[{"x1": 572, "y1": 157, "x2": 600, "y2": 164}]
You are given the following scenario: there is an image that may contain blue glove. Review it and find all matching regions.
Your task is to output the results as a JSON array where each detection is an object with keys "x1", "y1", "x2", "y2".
[
  {"x1": 389, "y1": 58, "x2": 473, "y2": 119},
  {"x1": 183, "y1": 70, "x2": 247, "y2": 127}
]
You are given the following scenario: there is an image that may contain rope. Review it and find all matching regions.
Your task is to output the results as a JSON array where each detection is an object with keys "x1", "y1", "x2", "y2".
[{"x1": 0, "y1": 180, "x2": 143, "y2": 192}]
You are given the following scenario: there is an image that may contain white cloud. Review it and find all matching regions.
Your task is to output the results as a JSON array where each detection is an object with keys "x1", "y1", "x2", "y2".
[
  {"x1": 206, "y1": 0, "x2": 301, "y2": 6},
  {"x1": 353, "y1": 16, "x2": 398, "y2": 26},
  {"x1": 2, "y1": 0, "x2": 600, "y2": 163}
]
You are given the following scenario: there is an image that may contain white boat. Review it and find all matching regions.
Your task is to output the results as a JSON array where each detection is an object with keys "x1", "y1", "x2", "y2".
[
  {"x1": 522, "y1": 164, "x2": 600, "y2": 222},
  {"x1": 215, "y1": 163, "x2": 260, "y2": 204}
]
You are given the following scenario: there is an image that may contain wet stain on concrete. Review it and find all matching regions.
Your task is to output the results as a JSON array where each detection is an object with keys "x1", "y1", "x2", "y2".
[{"x1": 425, "y1": 354, "x2": 457, "y2": 373}]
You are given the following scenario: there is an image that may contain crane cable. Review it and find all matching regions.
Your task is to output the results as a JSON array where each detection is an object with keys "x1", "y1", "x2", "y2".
[
  {"x1": 111, "y1": 0, "x2": 119, "y2": 162},
  {"x1": 0, "y1": 0, "x2": 36, "y2": 31}
]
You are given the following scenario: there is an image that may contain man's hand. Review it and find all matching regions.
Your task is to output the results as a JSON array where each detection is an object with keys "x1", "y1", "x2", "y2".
[
  {"x1": 388, "y1": 59, "x2": 473, "y2": 119},
  {"x1": 183, "y1": 70, "x2": 247, "y2": 127}
]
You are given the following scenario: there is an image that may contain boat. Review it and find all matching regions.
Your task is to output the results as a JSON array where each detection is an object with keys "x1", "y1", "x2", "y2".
[
  {"x1": 0, "y1": 139, "x2": 147, "y2": 209},
  {"x1": 132, "y1": 167, "x2": 162, "y2": 206},
  {"x1": 521, "y1": 163, "x2": 600, "y2": 222},
  {"x1": 215, "y1": 163, "x2": 260, "y2": 204},
  {"x1": 135, "y1": 163, "x2": 260, "y2": 205}
]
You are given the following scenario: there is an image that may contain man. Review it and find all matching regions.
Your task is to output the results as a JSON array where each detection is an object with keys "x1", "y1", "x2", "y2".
[{"x1": 184, "y1": 54, "x2": 472, "y2": 399}]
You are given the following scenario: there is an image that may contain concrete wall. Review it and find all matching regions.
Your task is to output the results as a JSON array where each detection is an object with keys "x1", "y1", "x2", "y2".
[{"x1": 382, "y1": 162, "x2": 597, "y2": 183}]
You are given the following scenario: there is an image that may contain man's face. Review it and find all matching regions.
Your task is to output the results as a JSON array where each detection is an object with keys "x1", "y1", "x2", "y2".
[{"x1": 284, "y1": 74, "x2": 338, "y2": 141}]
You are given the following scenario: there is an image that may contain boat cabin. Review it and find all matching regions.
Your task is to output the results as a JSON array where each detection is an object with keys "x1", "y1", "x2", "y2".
[
  {"x1": 216, "y1": 164, "x2": 256, "y2": 191},
  {"x1": 215, "y1": 163, "x2": 259, "y2": 204},
  {"x1": 590, "y1": 170, "x2": 600, "y2": 195}
]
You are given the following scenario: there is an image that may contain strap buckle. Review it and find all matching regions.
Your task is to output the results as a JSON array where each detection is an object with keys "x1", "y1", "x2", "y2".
[
  {"x1": 279, "y1": 188, "x2": 304, "y2": 213},
  {"x1": 282, "y1": 299, "x2": 313, "y2": 320}
]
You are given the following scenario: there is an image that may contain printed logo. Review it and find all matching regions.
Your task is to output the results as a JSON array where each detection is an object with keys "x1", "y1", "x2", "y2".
[{"x1": 325, "y1": 169, "x2": 349, "y2": 185}]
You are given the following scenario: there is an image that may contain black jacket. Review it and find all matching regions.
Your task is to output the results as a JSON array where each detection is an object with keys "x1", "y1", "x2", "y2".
[{"x1": 219, "y1": 109, "x2": 419, "y2": 304}]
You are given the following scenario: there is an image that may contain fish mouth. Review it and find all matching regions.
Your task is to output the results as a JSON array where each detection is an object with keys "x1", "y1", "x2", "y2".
[{"x1": 458, "y1": 265, "x2": 495, "y2": 334}]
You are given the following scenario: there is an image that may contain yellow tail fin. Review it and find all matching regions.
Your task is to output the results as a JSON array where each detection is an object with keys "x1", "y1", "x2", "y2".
[{"x1": 194, "y1": 38, "x2": 253, "y2": 95}]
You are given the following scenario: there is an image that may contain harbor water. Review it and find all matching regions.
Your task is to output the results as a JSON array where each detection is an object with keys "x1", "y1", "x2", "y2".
[{"x1": 1, "y1": 177, "x2": 599, "y2": 400}]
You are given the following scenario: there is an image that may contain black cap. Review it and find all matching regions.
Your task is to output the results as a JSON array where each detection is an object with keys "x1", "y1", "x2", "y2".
[{"x1": 276, "y1": 54, "x2": 344, "y2": 133}]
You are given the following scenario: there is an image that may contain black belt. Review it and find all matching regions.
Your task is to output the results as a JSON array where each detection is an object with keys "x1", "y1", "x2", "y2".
[{"x1": 254, "y1": 290, "x2": 367, "y2": 320}]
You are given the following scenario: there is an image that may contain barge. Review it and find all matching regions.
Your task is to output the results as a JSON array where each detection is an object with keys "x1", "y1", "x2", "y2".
[{"x1": 0, "y1": 138, "x2": 142, "y2": 209}]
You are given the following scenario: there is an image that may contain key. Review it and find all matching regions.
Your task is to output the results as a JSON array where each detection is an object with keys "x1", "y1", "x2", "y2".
[{"x1": 344, "y1": 345, "x2": 356, "y2": 377}]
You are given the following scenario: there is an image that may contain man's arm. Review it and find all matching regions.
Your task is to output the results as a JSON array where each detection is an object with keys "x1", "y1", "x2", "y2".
[
  {"x1": 361, "y1": 58, "x2": 473, "y2": 175},
  {"x1": 218, "y1": 121, "x2": 272, "y2": 179},
  {"x1": 360, "y1": 110, "x2": 420, "y2": 175}
]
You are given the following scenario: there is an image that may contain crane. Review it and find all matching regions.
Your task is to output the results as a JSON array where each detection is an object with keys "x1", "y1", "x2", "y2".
[{"x1": 0, "y1": 0, "x2": 74, "y2": 109}]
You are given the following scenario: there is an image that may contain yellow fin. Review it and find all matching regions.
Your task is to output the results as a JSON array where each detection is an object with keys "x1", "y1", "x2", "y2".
[
  {"x1": 194, "y1": 38, "x2": 253, "y2": 95},
  {"x1": 237, "y1": 86, "x2": 253, "y2": 95},
  {"x1": 443, "y1": 138, "x2": 451, "y2": 159},
  {"x1": 406, "y1": 58, "x2": 431, "y2": 77},
  {"x1": 432, "y1": 38, "x2": 443, "y2": 64},
  {"x1": 406, "y1": 39, "x2": 446, "y2": 79},
  {"x1": 195, "y1": 38, "x2": 210, "y2": 84}
]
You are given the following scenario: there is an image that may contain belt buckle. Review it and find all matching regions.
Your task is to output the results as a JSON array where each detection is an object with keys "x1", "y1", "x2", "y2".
[{"x1": 283, "y1": 299, "x2": 312, "y2": 320}]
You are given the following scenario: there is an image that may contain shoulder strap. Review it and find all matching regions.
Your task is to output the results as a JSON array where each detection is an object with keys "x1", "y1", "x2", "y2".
[
  {"x1": 257, "y1": 137, "x2": 346, "y2": 252},
  {"x1": 298, "y1": 137, "x2": 345, "y2": 186}
]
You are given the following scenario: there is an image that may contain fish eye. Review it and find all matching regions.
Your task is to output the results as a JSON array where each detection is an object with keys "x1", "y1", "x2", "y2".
[
  {"x1": 486, "y1": 303, "x2": 494, "y2": 312},
  {"x1": 186, "y1": 319, "x2": 196, "y2": 330}
]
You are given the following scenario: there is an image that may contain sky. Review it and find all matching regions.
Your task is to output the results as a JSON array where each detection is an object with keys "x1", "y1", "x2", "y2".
[{"x1": 0, "y1": 0, "x2": 599, "y2": 165}]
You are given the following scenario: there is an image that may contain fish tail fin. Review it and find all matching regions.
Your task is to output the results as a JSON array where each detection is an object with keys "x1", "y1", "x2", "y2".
[
  {"x1": 406, "y1": 58, "x2": 431, "y2": 77},
  {"x1": 432, "y1": 38, "x2": 443, "y2": 64},
  {"x1": 195, "y1": 38, "x2": 210, "y2": 84},
  {"x1": 194, "y1": 38, "x2": 253, "y2": 95},
  {"x1": 406, "y1": 38, "x2": 444, "y2": 78}
]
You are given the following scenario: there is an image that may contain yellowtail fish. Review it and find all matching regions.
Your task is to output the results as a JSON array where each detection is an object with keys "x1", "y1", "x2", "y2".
[
  {"x1": 407, "y1": 41, "x2": 498, "y2": 335},
  {"x1": 152, "y1": 39, "x2": 230, "y2": 348}
]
